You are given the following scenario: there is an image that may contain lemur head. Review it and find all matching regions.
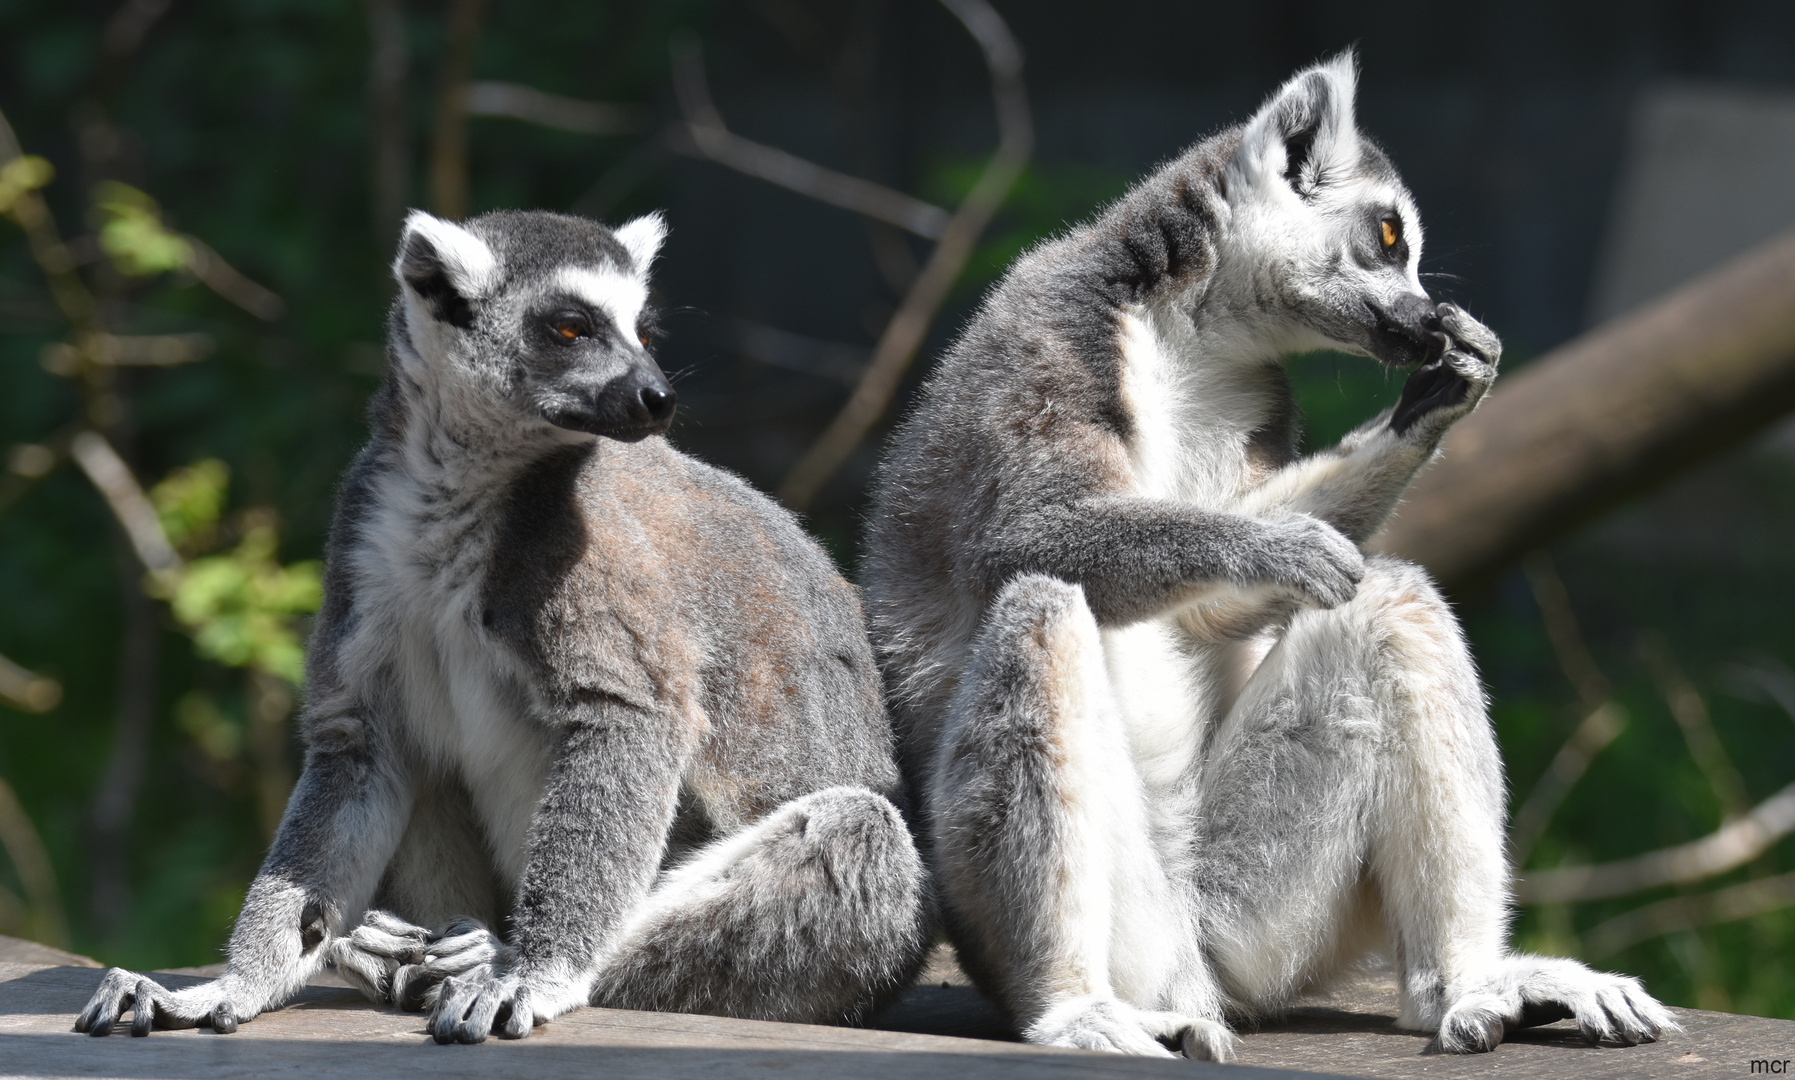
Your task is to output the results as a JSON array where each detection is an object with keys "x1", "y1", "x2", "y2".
[
  {"x1": 391, "y1": 208, "x2": 676, "y2": 443},
  {"x1": 1218, "y1": 51, "x2": 1441, "y2": 367}
]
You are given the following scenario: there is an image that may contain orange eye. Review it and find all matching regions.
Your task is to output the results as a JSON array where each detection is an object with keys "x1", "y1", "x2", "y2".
[
  {"x1": 1380, "y1": 218, "x2": 1399, "y2": 250},
  {"x1": 639, "y1": 334, "x2": 650, "y2": 346},
  {"x1": 554, "y1": 320, "x2": 584, "y2": 340}
]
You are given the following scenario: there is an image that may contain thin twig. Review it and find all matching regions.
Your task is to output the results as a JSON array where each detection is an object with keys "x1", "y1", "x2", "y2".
[
  {"x1": 366, "y1": 0, "x2": 411, "y2": 243},
  {"x1": 1508, "y1": 553, "x2": 1629, "y2": 867},
  {"x1": 68, "y1": 430, "x2": 181, "y2": 575},
  {"x1": 1639, "y1": 631, "x2": 1752, "y2": 820},
  {"x1": 429, "y1": 0, "x2": 487, "y2": 220},
  {"x1": 1515, "y1": 779, "x2": 1795, "y2": 904},
  {"x1": 776, "y1": 0, "x2": 1031, "y2": 509},
  {"x1": 668, "y1": 41, "x2": 952, "y2": 240},
  {"x1": 0, "y1": 652, "x2": 62, "y2": 713},
  {"x1": 1584, "y1": 869, "x2": 1795, "y2": 957},
  {"x1": 0, "y1": 777, "x2": 68, "y2": 947},
  {"x1": 185, "y1": 237, "x2": 286, "y2": 321},
  {"x1": 466, "y1": 81, "x2": 645, "y2": 135}
]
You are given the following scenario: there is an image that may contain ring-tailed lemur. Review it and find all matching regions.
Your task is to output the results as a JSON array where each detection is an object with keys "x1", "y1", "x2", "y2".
[
  {"x1": 864, "y1": 53, "x2": 1675, "y2": 1059},
  {"x1": 77, "y1": 209, "x2": 929, "y2": 1043}
]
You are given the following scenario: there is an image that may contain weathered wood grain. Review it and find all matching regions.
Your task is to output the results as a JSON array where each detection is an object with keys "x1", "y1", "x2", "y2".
[{"x1": 4, "y1": 956, "x2": 1789, "y2": 1079}]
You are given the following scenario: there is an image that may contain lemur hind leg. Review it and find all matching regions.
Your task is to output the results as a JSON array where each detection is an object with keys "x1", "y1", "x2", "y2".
[
  {"x1": 587, "y1": 786, "x2": 930, "y2": 1026},
  {"x1": 1194, "y1": 556, "x2": 1674, "y2": 1052},
  {"x1": 929, "y1": 574, "x2": 1232, "y2": 1061}
]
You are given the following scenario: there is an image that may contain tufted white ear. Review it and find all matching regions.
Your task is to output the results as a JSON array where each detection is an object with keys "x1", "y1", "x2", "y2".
[
  {"x1": 613, "y1": 212, "x2": 667, "y2": 275},
  {"x1": 393, "y1": 210, "x2": 498, "y2": 328},
  {"x1": 1228, "y1": 51, "x2": 1360, "y2": 198}
]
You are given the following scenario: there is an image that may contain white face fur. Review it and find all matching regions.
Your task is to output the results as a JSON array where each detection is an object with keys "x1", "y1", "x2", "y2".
[
  {"x1": 390, "y1": 209, "x2": 677, "y2": 444},
  {"x1": 1215, "y1": 53, "x2": 1438, "y2": 367}
]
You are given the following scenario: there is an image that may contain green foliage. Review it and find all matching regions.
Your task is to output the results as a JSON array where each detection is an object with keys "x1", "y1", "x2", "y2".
[
  {"x1": 93, "y1": 183, "x2": 192, "y2": 277},
  {"x1": 0, "y1": 154, "x2": 52, "y2": 214}
]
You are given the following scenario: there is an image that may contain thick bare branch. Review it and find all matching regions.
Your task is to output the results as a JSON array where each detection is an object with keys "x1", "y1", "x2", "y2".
[
  {"x1": 1371, "y1": 227, "x2": 1795, "y2": 590},
  {"x1": 1584, "y1": 870, "x2": 1795, "y2": 957},
  {"x1": 1515, "y1": 779, "x2": 1795, "y2": 904},
  {"x1": 466, "y1": 81, "x2": 645, "y2": 136},
  {"x1": 68, "y1": 430, "x2": 181, "y2": 576},
  {"x1": 668, "y1": 41, "x2": 952, "y2": 240},
  {"x1": 776, "y1": 0, "x2": 1031, "y2": 509},
  {"x1": 40, "y1": 333, "x2": 213, "y2": 373}
]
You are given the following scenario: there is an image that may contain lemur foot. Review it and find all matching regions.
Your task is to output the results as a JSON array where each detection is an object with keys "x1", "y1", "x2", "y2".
[
  {"x1": 329, "y1": 910, "x2": 513, "y2": 1011},
  {"x1": 74, "y1": 968, "x2": 246, "y2": 1036},
  {"x1": 1390, "y1": 302, "x2": 1501, "y2": 439},
  {"x1": 1025, "y1": 995, "x2": 1235, "y2": 1061},
  {"x1": 1434, "y1": 956, "x2": 1678, "y2": 1053}
]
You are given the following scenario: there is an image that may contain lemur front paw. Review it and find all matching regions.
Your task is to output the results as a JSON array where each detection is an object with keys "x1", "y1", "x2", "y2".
[
  {"x1": 1390, "y1": 302, "x2": 1501, "y2": 439},
  {"x1": 1436, "y1": 956, "x2": 1678, "y2": 1053},
  {"x1": 330, "y1": 911, "x2": 513, "y2": 1011},
  {"x1": 1253, "y1": 514, "x2": 1365, "y2": 610},
  {"x1": 428, "y1": 970, "x2": 542, "y2": 1043},
  {"x1": 74, "y1": 968, "x2": 246, "y2": 1037},
  {"x1": 1026, "y1": 995, "x2": 1235, "y2": 1061}
]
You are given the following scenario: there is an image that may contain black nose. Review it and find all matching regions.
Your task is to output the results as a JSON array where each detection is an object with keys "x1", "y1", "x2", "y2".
[{"x1": 640, "y1": 383, "x2": 676, "y2": 422}]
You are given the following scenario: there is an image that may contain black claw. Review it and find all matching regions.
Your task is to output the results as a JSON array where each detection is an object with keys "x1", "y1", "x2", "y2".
[{"x1": 210, "y1": 1003, "x2": 238, "y2": 1034}]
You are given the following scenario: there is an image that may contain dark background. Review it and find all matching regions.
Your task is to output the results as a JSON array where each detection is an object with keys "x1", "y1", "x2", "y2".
[{"x1": 3, "y1": 0, "x2": 1793, "y2": 1018}]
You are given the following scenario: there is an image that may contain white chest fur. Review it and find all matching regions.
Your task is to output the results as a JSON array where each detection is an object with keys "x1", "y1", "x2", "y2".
[{"x1": 346, "y1": 462, "x2": 555, "y2": 887}]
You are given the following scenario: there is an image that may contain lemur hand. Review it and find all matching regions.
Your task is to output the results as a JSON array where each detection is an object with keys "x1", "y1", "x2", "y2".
[
  {"x1": 1250, "y1": 514, "x2": 1365, "y2": 610},
  {"x1": 1390, "y1": 302, "x2": 1501, "y2": 440},
  {"x1": 329, "y1": 910, "x2": 512, "y2": 1011},
  {"x1": 75, "y1": 968, "x2": 249, "y2": 1036},
  {"x1": 426, "y1": 963, "x2": 585, "y2": 1043}
]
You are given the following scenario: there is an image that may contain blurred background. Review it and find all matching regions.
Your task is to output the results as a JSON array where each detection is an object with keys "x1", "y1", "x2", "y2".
[{"x1": 2, "y1": 0, "x2": 1794, "y2": 1018}]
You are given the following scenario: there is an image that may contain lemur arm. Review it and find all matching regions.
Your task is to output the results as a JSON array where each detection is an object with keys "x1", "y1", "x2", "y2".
[
  {"x1": 425, "y1": 696, "x2": 695, "y2": 1043},
  {"x1": 979, "y1": 495, "x2": 1364, "y2": 627},
  {"x1": 1236, "y1": 304, "x2": 1501, "y2": 543},
  {"x1": 77, "y1": 731, "x2": 414, "y2": 1035},
  {"x1": 1233, "y1": 407, "x2": 1437, "y2": 543}
]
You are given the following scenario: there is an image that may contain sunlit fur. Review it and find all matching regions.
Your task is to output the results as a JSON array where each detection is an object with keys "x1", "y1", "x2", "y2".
[
  {"x1": 864, "y1": 52, "x2": 1675, "y2": 1060},
  {"x1": 75, "y1": 209, "x2": 929, "y2": 1042}
]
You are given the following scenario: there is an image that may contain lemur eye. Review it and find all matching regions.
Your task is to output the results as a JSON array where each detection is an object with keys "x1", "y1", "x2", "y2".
[
  {"x1": 1379, "y1": 216, "x2": 1400, "y2": 251},
  {"x1": 551, "y1": 315, "x2": 590, "y2": 341}
]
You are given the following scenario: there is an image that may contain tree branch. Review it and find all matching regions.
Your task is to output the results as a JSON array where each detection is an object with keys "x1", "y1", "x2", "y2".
[
  {"x1": 465, "y1": 81, "x2": 645, "y2": 136},
  {"x1": 68, "y1": 430, "x2": 181, "y2": 576},
  {"x1": 0, "y1": 777, "x2": 67, "y2": 947},
  {"x1": 776, "y1": 0, "x2": 1031, "y2": 510},
  {"x1": 1515, "y1": 779, "x2": 1795, "y2": 904},
  {"x1": 1584, "y1": 870, "x2": 1795, "y2": 957},
  {"x1": 667, "y1": 40, "x2": 952, "y2": 240},
  {"x1": 0, "y1": 652, "x2": 62, "y2": 714},
  {"x1": 1639, "y1": 631, "x2": 1752, "y2": 820},
  {"x1": 428, "y1": 0, "x2": 487, "y2": 220}
]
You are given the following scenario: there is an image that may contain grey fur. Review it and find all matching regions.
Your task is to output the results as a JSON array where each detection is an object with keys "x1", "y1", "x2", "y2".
[
  {"x1": 76, "y1": 208, "x2": 929, "y2": 1042},
  {"x1": 865, "y1": 52, "x2": 1672, "y2": 1059}
]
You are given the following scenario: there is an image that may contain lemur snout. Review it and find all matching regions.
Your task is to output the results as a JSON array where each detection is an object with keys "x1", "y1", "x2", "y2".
[{"x1": 1367, "y1": 292, "x2": 1439, "y2": 367}]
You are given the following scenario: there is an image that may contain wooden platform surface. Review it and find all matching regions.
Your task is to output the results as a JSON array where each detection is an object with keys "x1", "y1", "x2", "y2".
[{"x1": 1, "y1": 938, "x2": 1788, "y2": 1079}]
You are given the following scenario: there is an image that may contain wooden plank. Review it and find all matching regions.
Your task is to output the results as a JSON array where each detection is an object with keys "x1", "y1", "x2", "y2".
[
  {"x1": 0, "y1": 963, "x2": 1325, "y2": 1080},
  {"x1": 4, "y1": 959, "x2": 1789, "y2": 1079}
]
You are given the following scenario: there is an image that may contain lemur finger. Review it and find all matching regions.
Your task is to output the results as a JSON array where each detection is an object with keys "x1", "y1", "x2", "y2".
[
  {"x1": 423, "y1": 929, "x2": 505, "y2": 973},
  {"x1": 78, "y1": 968, "x2": 139, "y2": 1037},
  {"x1": 130, "y1": 981, "x2": 156, "y2": 1037},
  {"x1": 344, "y1": 922, "x2": 428, "y2": 962},
  {"x1": 1437, "y1": 303, "x2": 1502, "y2": 366},
  {"x1": 499, "y1": 986, "x2": 534, "y2": 1039},
  {"x1": 328, "y1": 938, "x2": 397, "y2": 1003},
  {"x1": 361, "y1": 909, "x2": 431, "y2": 940},
  {"x1": 425, "y1": 915, "x2": 490, "y2": 944},
  {"x1": 1178, "y1": 1020, "x2": 1235, "y2": 1063},
  {"x1": 209, "y1": 1002, "x2": 238, "y2": 1034},
  {"x1": 454, "y1": 986, "x2": 505, "y2": 1044},
  {"x1": 428, "y1": 976, "x2": 479, "y2": 1045}
]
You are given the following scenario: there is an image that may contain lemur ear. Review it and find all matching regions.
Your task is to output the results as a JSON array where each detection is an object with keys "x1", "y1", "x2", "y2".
[
  {"x1": 613, "y1": 212, "x2": 667, "y2": 276},
  {"x1": 393, "y1": 211, "x2": 498, "y2": 330},
  {"x1": 1229, "y1": 51, "x2": 1360, "y2": 199}
]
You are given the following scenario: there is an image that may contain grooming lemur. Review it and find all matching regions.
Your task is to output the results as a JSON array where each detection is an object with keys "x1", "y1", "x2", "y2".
[
  {"x1": 78, "y1": 209, "x2": 929, "y2": 1042},
  {"x1": 864, "y1": 53, "x2": 1674, "y2": 1059}
]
